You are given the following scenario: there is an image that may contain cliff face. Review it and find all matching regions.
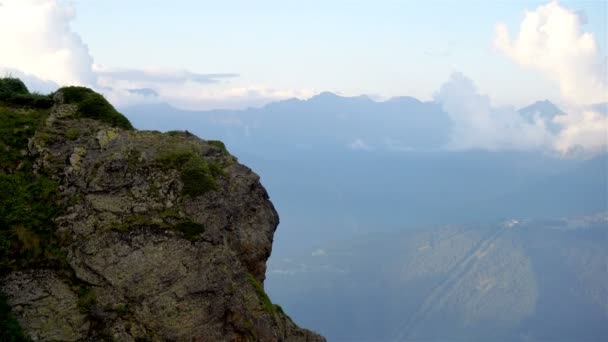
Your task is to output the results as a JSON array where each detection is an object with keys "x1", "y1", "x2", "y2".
[{"x1": 0, "y1": 81, "x2": 324, "y2": 341}]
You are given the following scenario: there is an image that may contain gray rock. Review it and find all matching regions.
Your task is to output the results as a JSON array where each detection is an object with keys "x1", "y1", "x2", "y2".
[{"x1": 2, "y1": 92, "x2": 324, "y2": 341}]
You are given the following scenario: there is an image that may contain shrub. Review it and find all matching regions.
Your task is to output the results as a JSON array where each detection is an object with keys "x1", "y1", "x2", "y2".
[
  {"x1": 65, "y1": 128, "x2": 80, "y2": 140},
  {"x1": 0, "y1": 78, "x2": 28, "y2": 97},
  {"x1": 207, "y1": 140, "x2": 228, "y2": 154},
  {"x1": 58, "y1": 86, "x2": 134, "y2": 130},
  {"x1": 0, "y1": 78, "x2": 53, "y2": 109},
  {"x1": 181, "y1": 157, "x2": 218, "y2": 197},
  {"x1": 155, "y1": 149, "x2": 222, "y2": 197},
  {"x1": 156, "y1": 149, "x2": 198, "y2": 169},
  {"x1": 175, "y1": 221, "x2": 206, "y2": 241}
]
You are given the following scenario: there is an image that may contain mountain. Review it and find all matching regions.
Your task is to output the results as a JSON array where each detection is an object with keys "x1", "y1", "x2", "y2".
[
  {"x1": 266, "y1": 214, "x2": 608, "y2": 341},
  {"x1": 124, "y1": 92, "x2": 453, "y2": 153},
  {"x1": 122, "y1": 98, "x2": 604, "y2": 252},
  {"x1": 0, "y1": 78, "x2": 323, "y2": 341}
]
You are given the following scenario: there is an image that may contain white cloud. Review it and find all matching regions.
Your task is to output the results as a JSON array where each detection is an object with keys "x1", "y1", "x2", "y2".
[
  {"x1": 494, "y1": 1, "x2": 607, "y2": 155},
  {"x1": 0, "y1": 0, "x2": 96, "y2": 87},
  {"x1": 554, "y1": 106, "x2": 608, "y2": 155},
  {"x1": 94, "y1": 65, "x2": 238, "y2": 85},
  {"x1": 311, "y1": 249, "x2": 327, "y2": 257},
  {"x1": 0, "y1": 0, "x2": 314, "y2": 110},
  {"x1": 348, "y1": 138, "x2": 373, "y2": 151},
  {"x1": 434, "y1": 72, "x2": 554, "y2": 151},
  {"x1": 144, "y1": 82, "x2": 317, "y2": 110}
]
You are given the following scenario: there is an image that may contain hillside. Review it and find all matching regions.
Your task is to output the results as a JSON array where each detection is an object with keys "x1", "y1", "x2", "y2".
[
  {"x1": 267, "y1": 215, "x2": 608, "y2": 341},
  {"x1": 0, "y1": 78, "x2": 324, "y2": 341}
]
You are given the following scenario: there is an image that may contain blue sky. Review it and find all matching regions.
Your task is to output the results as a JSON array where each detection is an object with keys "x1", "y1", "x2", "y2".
[
  {"x1": 0, "y1": 0, "x2": 605, "y2": 153},
  {"x1": 69, "y1": 0, "x2": 606, "y2": 106}
]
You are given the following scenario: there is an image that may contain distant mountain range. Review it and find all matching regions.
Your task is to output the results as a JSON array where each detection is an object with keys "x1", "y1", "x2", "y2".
[{"x1": 123, "y1": 93, "x2": 567, "y2": 155}]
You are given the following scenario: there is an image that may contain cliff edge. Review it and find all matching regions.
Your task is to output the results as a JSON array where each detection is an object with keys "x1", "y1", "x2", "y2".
[{"x1": 0, "y1": 79, "x2": 324, "y2": 341}]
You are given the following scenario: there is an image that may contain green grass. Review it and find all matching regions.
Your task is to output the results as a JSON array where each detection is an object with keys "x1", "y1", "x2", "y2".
[
  {"x1": 247, "y1": 273, "x2": 276, "y2": 314},
  {"x1": 155, "y1": 149, "x2": 222, "y2": 197},
  {"x1": 0, "y1": 106, "x2": 50, "y2": 173},
  {"x1": 58, "y1": 86, "x2": 133, "y2": 130},
  {"x1": 0, "y1": 78, "x2": 53, "y2": 109}
]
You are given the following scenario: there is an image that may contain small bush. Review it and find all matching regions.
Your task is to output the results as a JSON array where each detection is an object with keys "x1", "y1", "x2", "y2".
[
  {"x1": 58, "y1": 86, "x2": 133, "y2": 130},
  {"x1": 0, "y1": 78, "x2": 28, "y2": 96},
  {"x1": 181, "y1": 158, "x2": 218, "y2": 197},
  {"x1": 207, "y1": 140, "x2": 228, "y2": 154},
  {"x1": 175, "y1": 221, "x2": 206, "y2": 240},
  {"x1": 59, "y1": 86, "x2": 96, "y2": 104},
  {"x1": 0, "y1": 78, "x2": 53, "y2": 109},
  {"x1": 155, "y1": 149, "x2": 223, "y2": 197},
  {"x1": 65, "y1": 128, "x2": 80, "y2": 140},
  {"x1": 156, "y1": 149, "x2": 198, "y2": 169}
]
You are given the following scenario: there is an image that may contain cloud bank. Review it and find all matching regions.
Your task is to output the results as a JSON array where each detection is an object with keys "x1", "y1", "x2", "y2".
[
  {"x1": 434, "y1": 73, "x2": 553, "y2": 151},
  {"x1": 493, "y1": 0, "x2": 607, "y2": 155},
  {"x1": 0, "y1": 0, "x2": 95, "y2": 87},
  {"x1": 0, "y1": 0, "x2": 312, "y2": 110},
  {"x1": 495, "y1": 1, "x2": 606, "y2": 105}
]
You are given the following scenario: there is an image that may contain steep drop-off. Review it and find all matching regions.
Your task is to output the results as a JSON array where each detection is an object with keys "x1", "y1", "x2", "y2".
[{"x1": 0, "y1": 79, "x2": 324, "y2": 341}]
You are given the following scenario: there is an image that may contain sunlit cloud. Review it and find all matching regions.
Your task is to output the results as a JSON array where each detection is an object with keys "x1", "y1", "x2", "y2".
[{"x1": 494, "y1": 0, "x2": 607, "y2": 155}]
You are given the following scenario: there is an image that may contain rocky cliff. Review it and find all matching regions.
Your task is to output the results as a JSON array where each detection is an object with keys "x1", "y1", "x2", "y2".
[{"x1": 0, "y1": 79, "x2": 324, "y2": 341}]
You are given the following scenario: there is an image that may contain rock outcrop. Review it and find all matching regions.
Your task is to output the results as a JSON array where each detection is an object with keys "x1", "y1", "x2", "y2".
[{"x1": 0, "y1": 83, "x2": 324, "y2": 341}]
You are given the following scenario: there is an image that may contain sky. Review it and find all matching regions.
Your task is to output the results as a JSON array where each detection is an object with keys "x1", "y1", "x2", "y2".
[
  {"x1": 0, "y1": 0, "x2": 606, "y2": 154},
  {"x1": 66, "y1": 0, "x2": 606, "y2": 107}
]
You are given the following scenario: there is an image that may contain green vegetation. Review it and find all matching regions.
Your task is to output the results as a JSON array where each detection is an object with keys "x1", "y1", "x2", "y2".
[
  {"x1": 155, "y1": 148, "x2": 224, "y2": 197},
  {"x1": 0, "y1": 99, "x2": 63, "y2": 273},
  {"x1": 247, "y1": 273, "x2": 279, "y2": 314},
  {"x1": 0, "y1": 293, "x2": 30, "y2": 342},
  {"x1": 175, "y1": 221, "x2": 206, "y2": 241},
  {"x1": 0, "y1": 105, "x2": 49, "y2": 172},
  {"x1": 207, "y1": 140, "x2": 228, "y2": 154},
  {"x1": 181, "y1": 157, "x2": 219, "y2": 197},
  {"x1": 111, "y1": 303, "x2": 129, "y2": 315},
  {"x1": 155, "y1": 149, "x2": 197, "y2": 169},
  {"x1": 77, "y1": 287, "x2": 96, "y2": 314},
  {"x1": 0, "y1": 78, "x2": 53, "y2": 109},
  {"x1": 0, "y1": 83, "x2": 64, "y2": 337},
  {"x1": 65, "y1": 128, "x2": 81, "y2": 140},
  {"x1": 59, "y1": 86, "x2": 133, "y2": 130}
]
